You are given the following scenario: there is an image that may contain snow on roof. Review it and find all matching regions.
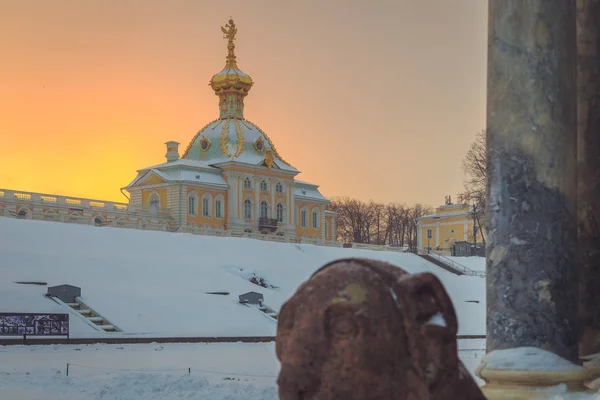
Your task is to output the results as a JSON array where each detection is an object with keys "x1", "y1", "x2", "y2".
[
  {"x1": 419, "y1": 209, "x2": 471, "y2": 220},
  {"x1": 294, "y1": 180, "x2": 318, "y2": 187},
  {"x1": 143, "y1": 158, "x2": 219, "y2": 171},
  {"x1": 162, "y1": 168, "x2": 228, "y2": 188},
  {"x1": 182, "y1": 119, "x2": 299, "y2": 173},
  {"x1": 125, "y1": 159, "x2": 229, "y2": 189},
  {"x1": 293, "y1": 182, "x2": 328, "y2": 203},
  {"x1": 0, "y1": 217, "x2": 485, "y2": 338}
]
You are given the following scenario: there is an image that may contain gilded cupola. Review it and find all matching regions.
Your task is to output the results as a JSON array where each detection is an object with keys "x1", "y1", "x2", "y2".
[{"x1": 210, "y1": 19, "x2": 253, "y2": 119}]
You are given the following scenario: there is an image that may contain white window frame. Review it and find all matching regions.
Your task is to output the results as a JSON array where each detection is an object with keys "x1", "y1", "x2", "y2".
[
  {"x1": 215, "y1": 195, "x2": 224, "y2": 219},
  {"x1": 275, "y1": 182, "x2": 283, "y2": 193},
  {"x1": 244, "y1": 198, "x2": 252, "y2": 220},
  {"x1": 260, "y1": 200, "x2": 269, "y2": 219},
  {"x1": 312, "y1": 208, "x2": 320, "y2": 229},
  {"x1": 260, "y1": 180, "x2": 268, "y2": 192},
  {"x1": 244, "y1": 177, "x2": 252, "y2": 189},
  {"x1": 188, "y1": 191, "x2": 198, "y2": 215},
  {"x1": 301, "y1": 208, "x2": 308, "y2": 228},
  {"x1": 276, "y1": 203, "x2": 284, "y2": 223},
  {"x1": 202, "y1": 194, "x2": 212, "y2": 218}
]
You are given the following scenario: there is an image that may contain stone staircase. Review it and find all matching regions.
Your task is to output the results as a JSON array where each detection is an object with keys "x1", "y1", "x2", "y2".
[
  {"x1": 65, "y1": 299, "x2": 120, "y2": 332},
  {"x1": 48, "y1": 295, "x2": 120, "y2": 332},
  {"x1": 418, "y1": 253, "x2": 467, "y2": 276},
  {"x1": 244, "y1": 303, "x2": 278, "y2": 323}
]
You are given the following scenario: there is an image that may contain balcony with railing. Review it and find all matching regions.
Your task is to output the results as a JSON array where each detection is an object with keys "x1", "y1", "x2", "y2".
[{"x1": 258, "y1": 217, "x2": 278, "y2": 232}]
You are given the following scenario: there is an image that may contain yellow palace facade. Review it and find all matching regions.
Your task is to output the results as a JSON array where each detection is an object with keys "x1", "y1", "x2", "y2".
[
  {"x1": 123, "y1": 19, "x2": 338, "y2": 242},
  {"x1": 416, "y1": 197, "x2": 478, "y2": 254},
  {"x1": 0, "y1": 19, "x2": 338, "y2": 245}
]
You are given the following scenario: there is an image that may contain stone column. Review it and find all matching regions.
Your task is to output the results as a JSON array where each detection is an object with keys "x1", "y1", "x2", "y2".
[
  {"x1": 577, "y1": 0, "x2": 600, "y2": 357},
  {"x1": 486, "y1": 0, "x2": 578, "y2": 362}
]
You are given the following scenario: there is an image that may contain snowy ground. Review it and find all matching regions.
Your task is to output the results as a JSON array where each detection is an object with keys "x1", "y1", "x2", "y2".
[
  {"x1": 0, "y1": 217, "x2": 486, "y2": 338},
  {"x1": 0, "y1": 340, "x2": 486, "y2": 400}
]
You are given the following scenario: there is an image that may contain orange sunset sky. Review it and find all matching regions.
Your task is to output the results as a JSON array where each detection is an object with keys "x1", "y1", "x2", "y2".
[{"x1": 0, "y1": 0, "x2": 487, "y2": 206}]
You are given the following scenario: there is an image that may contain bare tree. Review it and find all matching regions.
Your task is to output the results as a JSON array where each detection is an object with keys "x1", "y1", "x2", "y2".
[
  {"x1": 406, "y1": 203, "x2": 433, "y2": 252},
  {"x1": 330, "y1": 197, "x2": 373, "y2": 244},
  {"x1": 458, "y1": 129, "x2": 487, "y2": 246},
  {"x1": 369, "y1": 201, "x2": 386, "y2": 245},
  {"x1": 330, "y1": 197, "x2": 432, "y2": 249}
]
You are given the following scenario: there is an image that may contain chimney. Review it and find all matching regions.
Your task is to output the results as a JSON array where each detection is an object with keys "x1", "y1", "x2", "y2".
[{"x1": 165, "y1": 141, "x2": 180, "y2": 162}]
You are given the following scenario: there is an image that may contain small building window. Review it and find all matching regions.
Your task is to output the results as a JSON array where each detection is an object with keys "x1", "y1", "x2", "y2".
[
  {"x1": 244, "y1": 199, "x2": 252, "y2": 219},
  {"x1": 244, "y1": 177, "x2": 252, "y2": 189},
  {"x1": 426, "y1": 229, "x2": 432, "y2": 239},
  {"x1": 188, "y1": 194, "x2": 197, "y2": 215},
  {"x1": 260, "y1": 201, "x2": 269, "y2": 219},
  {"x1": 202, "y1": 195, "x2": 211, "y2": 217},
  {"x1": 301, "y1": 209, "x2": 307, "y2": 228},
  {"x1": 325, "y1": 220, "x2": 329, "y2": 239},
  {"x1": 275, "y1": 182, "x2": 283, "y2": 193},
  {"x1": 276, "y1": 203, "x2": 284, "y2": 223},
  {"x1": 312, "y1": 210, "x2": 319, "y2": 229},
  {"x1": 260, "y1": 180, "x2": 268, "y2": 192},
  {"x1": 215, "y1": 199, "x2": 223, "y2": 219}
]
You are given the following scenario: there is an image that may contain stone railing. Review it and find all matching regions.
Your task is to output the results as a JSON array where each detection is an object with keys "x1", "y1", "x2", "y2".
[
  {"x1": 351, "y1": 242, "x2": 410, "y2": 252},
  {"x1": 0, "y1": 188, "x2": 346, "y2": 248},
  {"x1": 0, "y1": 188, "x2": 171, "y2": 217}
]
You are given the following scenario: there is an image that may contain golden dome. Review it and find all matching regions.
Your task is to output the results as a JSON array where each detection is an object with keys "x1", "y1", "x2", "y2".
[{"x1": 210, "y1": 19, "x2": 253, "y2": 96}]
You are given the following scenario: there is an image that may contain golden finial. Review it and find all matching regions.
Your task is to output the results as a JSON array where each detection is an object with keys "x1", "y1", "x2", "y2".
[{"x1": 221, "y1": 18, "x2": 237, "y2": 68}]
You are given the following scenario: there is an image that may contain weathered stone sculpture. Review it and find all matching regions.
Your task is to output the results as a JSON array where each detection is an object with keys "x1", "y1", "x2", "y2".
[{"x1": 276, "y1": 258, "x2": 486, "y2": 399}]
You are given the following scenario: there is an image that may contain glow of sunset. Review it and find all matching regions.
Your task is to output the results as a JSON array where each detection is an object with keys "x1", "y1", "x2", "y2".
[{"x1": 0, "y1": 1, "x2": 486, "y2": 206}]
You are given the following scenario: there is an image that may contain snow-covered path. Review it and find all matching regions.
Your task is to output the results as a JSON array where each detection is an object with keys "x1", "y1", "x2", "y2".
[{"x1": 0, "y1": 341, "x2": 485, "y2": 399}]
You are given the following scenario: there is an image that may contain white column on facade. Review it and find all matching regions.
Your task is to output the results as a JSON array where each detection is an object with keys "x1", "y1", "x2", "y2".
[
  {"x1": 239, "y1": 176, "x2": 243, "y2": 220},
  {"x1": 271, "y1": 179, "x2": 275, "y2": 219},
  {"x1": 228, "y1": 173, "x2": 237, "y2": 219},
  {"x1": 331, "y1": 216, "x2": 336, "y2": 242},
  {"x1": 417, "y1": 221, "x2": 422, "y2": 249},
  {"x1": 464, "y1": 220, "x2": 468, "y2": 241},
  {"x1": 435, "y1": 221, "x2": 440, "y2": 248},
  {"x1": 254, "y1": 176, "x2": 259, "y2": 224},
  {"x1": 289, "y1": 181, "x2": 295, "y2": 231},
  {"x1": 321, "y1": 207, "x2": 326, "y2": 240}
]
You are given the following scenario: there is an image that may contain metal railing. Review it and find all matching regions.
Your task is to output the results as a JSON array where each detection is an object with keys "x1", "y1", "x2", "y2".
[{"x1": 418, "y1": 249, "x2": 486, "y2": 277}]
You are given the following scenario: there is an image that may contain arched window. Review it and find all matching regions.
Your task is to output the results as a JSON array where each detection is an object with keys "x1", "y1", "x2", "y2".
[
  {"x1": 149, "y1": 193, "x2": 160, "y2": 212},
  {"x1": 244, "y1": 177, "x2": 252, "y2": 189},
  {"x1": 260, "y1": 201, "x2": 269, "y2": 219},
  {"x1": 275, "y1": 182, "x2": 283, "y2": 193},
  {"x1": 244, "y1": 199, "x2": 252, "y2": 219},
  {"x1": 260, "y1": 180, "x2": 268, "y2": 192},
  {"x1": 312, "y1": 208, "x2": 320, "y2": 229},
  {"x1": 276, "y1": 203, "x2": 284, "y2": 223},
  {"x1": 188, "y1": 191, "x2": 198, "y2": 215},
  {"x1": 202, "y1": 194, "x2": 212, "y2": 217}
]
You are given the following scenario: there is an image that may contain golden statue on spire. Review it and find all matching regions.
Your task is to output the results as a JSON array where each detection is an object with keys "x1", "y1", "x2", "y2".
[{"x1": 221, "y1": 19, "x2": 237, "y2": 43}]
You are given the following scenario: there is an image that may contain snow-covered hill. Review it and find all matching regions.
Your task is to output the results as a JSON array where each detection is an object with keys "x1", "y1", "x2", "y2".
[{"x1": 0, "y1": 217, "x2": 486, "y2": 338}]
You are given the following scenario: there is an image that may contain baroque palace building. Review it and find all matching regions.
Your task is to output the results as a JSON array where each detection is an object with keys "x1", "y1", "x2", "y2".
[
  {"x1": 416, "y1": 196, "x2": 482, "y2": 256},
  {"x1": 0, "y1": 19, "x2": 338, "y2": 245}
]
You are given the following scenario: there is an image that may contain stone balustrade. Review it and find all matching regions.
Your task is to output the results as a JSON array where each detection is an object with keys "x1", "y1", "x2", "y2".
[
  {"x1": 0, "y1": 187, "x2": 343, "y2": 248},
  {"x1": 0, "y1": 188, "x2": 170, "y2": 217}
]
